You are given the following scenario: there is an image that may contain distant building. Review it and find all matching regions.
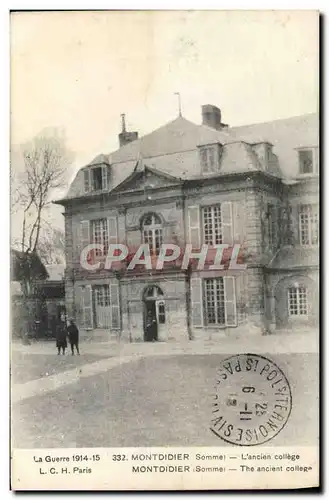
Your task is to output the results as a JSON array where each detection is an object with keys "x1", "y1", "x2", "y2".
[
  {"x1": 11, "y1": 249, "x2": 65, "y2": 338},
  {"x1": 33, "y1": 264, "x2": 66, "y2": 338},
  {"x1": 55, "y1": 105, "x2": 319, "y2": 341}
]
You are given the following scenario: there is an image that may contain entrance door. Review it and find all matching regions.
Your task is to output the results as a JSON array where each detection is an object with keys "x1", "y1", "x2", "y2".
[
  {"x1": 144, "y1": 301, "x2": 158, "y2": 341},
  {"x1": 143, "y1": 285, "x2": 164, "y2": 342},
  {"x1": 94, "y1": 285, "x2": 111, "y2": 328}
]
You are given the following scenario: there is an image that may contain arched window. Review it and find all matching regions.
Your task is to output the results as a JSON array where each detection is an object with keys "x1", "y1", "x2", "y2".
[
  {"x1": 142, "y1": 213, "x2": 163, "y2": 255},
  {"x1": 143, "y1": 285, "x2": 164, "y2": 300}
]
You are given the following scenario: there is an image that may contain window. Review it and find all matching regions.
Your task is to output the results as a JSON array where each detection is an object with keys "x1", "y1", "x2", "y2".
[
  {"x1": 142, "y1": 214, "x2": 163, "y2": 255},
  {"x1": 144, "y1": 285, "x2": 163, "y2": 299},
  {"x1": 288, "y1": 287, "x2": 308, "y2": 316},
  {"x1": 200, "y1": 146, "x2": 219, "y2": 173},
  {"x1": 157, "y1": 300, "x2": 166, "y2": 324},
  {"x1": 298, "y1": 149, "x2": 315, "y2": 175},
  {"x1": 204, "y1": 278, "x2": 225, "y2": 325},
  {"x1": 94, "y1": 285, "x2": 110, "y2": 307},
  {"x1": 92, "y1": 167, "x2": 103, "y2": 191},
  {"x1": 84, "y1": 166, "x2": 108, "y2": 192},
  {"x1": 91, "y1": 219, "x2": 109, "y2": 256},
  {"x1": 299, "y1": 204, "x2": 319, "y2": 246},
  {"x1": 203, "y1": 205, "x2": 222, "y2": 245}
]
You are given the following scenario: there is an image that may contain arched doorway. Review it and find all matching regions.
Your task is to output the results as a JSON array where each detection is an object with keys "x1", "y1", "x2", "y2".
[{"x1": 143, "y1": 285, "x2": 165, "y2": 341}]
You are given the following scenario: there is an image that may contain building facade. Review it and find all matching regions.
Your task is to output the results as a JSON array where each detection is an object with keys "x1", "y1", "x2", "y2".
[{"x1": 55, "y1": 105, "x2": 319, "y2": 341}]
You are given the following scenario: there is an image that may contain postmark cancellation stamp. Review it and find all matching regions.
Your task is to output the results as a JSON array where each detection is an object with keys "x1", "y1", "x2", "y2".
[{"x1": 210, "y1": 354, "x2": 292, "y2": 446}]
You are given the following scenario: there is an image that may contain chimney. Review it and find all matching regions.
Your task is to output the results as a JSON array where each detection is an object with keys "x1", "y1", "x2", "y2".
[
  {"x1": 118, "y1": 113, "x2": 138, "y2": 147},
  {"x1": 201, "y1": 105, "x2": 228, "y2": 130}
]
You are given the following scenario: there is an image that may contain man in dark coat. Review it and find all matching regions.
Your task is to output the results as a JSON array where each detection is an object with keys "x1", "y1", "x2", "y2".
[
  {"x1": 145, "y1": 312, "x2": 157, "y2": 342},
  {"x1": 56, "y1": 321, "x2": 67, "y2": 355},
  {"x1": 67, "y1": 319, "x2": 80, "y2": 355}
]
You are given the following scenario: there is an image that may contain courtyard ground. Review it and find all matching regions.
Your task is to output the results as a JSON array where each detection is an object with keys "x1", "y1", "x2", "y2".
[
  {"x1": 12, "y1": 352, "x2": 113, "y2": 384},
  {"x1": 11, "y1": 333, "x2": 319, "y2": 449}
]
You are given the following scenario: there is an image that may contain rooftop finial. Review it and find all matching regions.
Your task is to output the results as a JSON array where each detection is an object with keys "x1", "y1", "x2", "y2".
[
  {"x1": 174, "y1": 92, "x2": 182, "y2": 117},
  {"x1": 120, "y1": 113, "x2": 126, "y2": 133}
]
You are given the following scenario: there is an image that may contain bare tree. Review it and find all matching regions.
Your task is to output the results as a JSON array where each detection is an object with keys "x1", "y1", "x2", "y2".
[
  {"x1": 37, "y1": 224, "x2": 65, "y2": 265},
  {"x1": 10, "y1": 166, "x2": 20, "y2": 214},
  {"x1": 13, "y1": 131, "x2": 73, "y2": 293},
  {"x1": 19, "y1": 134, "x2": 70, "y2": 253}
]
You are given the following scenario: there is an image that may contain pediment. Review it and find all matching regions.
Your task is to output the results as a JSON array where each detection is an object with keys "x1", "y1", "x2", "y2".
[{"x1": 111, "y1": 165, "x2": 181, "y2": 193}]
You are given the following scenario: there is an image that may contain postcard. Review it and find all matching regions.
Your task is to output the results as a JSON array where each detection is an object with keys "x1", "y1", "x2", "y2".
[{"x1": 10, "y1": 10, "x2": 319, "y2": 491}]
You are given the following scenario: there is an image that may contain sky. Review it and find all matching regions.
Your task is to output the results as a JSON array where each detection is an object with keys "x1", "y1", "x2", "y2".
[{"x1": 10, "y1": 10, "x2": 319, "y2": 237}]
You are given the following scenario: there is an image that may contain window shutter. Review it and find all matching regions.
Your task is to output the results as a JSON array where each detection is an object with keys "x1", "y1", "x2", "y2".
[
  {"x1": 233, "y1": 201, "x2": 245, "y2": 242},
  {"x1": 200, "y1": 149, "x2": 208, "y2": 172},
  {"x1": 80, "y1": 220, "x2": 90, "y2": 249},
  {"x1": 190, "y1": 277, "x2": 203, "y2": 327},
  {"x1": 108, "y1": 216, "x2": 118, "y2": 244},
  {"x1": 84, "y1": 169, "x2": 91, "y2": 193},
  {"x1": 208, "y1": 148, "x2": 215, "y2": 171},
  {"x1": 110, "y1": 281, "x2": 120, "y2": 330},
  {"x1": 282, "y1": 204, "x2": 294, "y2": 246},
  {"x1": 101, "y1": 165, "x2": 108, "y2": 190},
  {"x1": 188, "y1": 206, "x2": 201, "y2": 248},
  {"x1": 224, "y1": 276, "x2": 237, "y2": 327},
  {"x1": 221, "y1": 202, "x2": 233, "y2": 245},
  {"x1": 200, "y1": 146, "x2": 219, "y2": 173},
  {"x1": 82, "y1": 285, "x2": 93, "y2": 329},
  {"x1": 74, "y1": 224, "x2": 82, "y2": 262},
  {"x1": 75, "y1": 286, "x2": 83, "y2": 327}
]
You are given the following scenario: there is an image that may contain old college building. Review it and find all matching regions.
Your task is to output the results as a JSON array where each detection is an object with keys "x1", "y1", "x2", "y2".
[{"x1": 55, "y1": 105, "x2": 319, "y2": 341}]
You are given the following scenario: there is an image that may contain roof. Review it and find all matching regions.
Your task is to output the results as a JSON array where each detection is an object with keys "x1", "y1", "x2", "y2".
[
  {"x1": 108, "y1": 116, "x2": 230, "y2": 163},
  {"x1": 108, "y1": 113, "x2": 318, "y2": 174},
  {"x1": 229, "y1": 113, "x2": 318, "y2": 145},
  {"x1": 58, "y1": 111, "x2": 318, "y2": 202},
  {"x1": 229, "y1": 113, "x2": 318, "y2": 178},
  {"x1": 45, "y1": 264, "x2": 65, "y2": 282},
  {"x1": 88, "y1": 153, "x2": 110, "y2": 166}
]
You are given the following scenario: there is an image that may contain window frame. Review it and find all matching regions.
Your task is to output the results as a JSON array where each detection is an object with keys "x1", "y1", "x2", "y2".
[
  {"x1": 142, "y1": 213, "x2": 163, "y2": 256},
  {"x1": 92, "y1": 167, "x2": 103, "y2": 191},
  {"x1": 298, "y1": 204, "x2": 319, "y2": 247},
  {"x1": 199, "y1": 144, "x2": 220, "y2": 173},
  {"x1": 267, "y1": 203, "x2": 278, "y2": 248},
  {"x1": 204, "y1": 277, "x2": 226, "y2": 326},
  {"x1": 91, "y1": 218, "x2": 109, "y2": 256},
  {"x1": 288, "y1": 286, "x2": 308, "y2": 318},
  {"x1": 94, "y1": 284, "x2": 111, "y2": 307},
  {"x1": 202, "y1": 204, "x2": 223, "y2": 246},
  {"x1": 297, "y1": 147, "x2": 318, "y2": 177},
  {"x1": 83, "y1": 165, "x2": 108, "y2": 193}
]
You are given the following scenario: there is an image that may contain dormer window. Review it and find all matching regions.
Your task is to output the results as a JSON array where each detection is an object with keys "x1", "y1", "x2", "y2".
[
  {"x1": 199, "y1": 144, "x2": 221, "y2": 173},
  {"x1": 92, "y1": 167, "x2": 103, "y2": 191},
  {"x1": 298, "y1": 148, "x2": 318, "y2": 175},
  {"x1": 84, "y1": 165, "x2": 108, "y2": 193}
]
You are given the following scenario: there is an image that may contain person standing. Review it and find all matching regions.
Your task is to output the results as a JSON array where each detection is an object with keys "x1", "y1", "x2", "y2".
[
  {"x1": 56, "y1": 320, "x2": 67, "y2": 355},
  {"x1": 67, "y1": 319, "x2": 80, "y2": 355},
  {"x1": 145, "y1": 311, "x2": 157, "y2": 342}
]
